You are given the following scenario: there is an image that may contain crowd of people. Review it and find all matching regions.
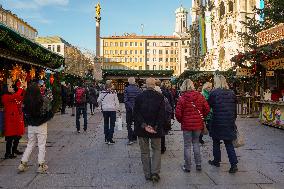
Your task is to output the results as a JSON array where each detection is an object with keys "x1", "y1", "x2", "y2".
[{"x1": 0, "y1": 74, "x2": 239, "y2": 182}]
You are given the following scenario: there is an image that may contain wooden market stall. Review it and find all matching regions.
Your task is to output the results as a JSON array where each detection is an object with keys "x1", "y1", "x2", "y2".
[
  {"x1": 0, "y1": 23, "x2": 65, "y2": 132},
  {"x1": 102, "y1": 69, "x2": 174, "y2": 102},
  {"x1": 231, "y1": 23, "x2": 284, "y2": 129}
]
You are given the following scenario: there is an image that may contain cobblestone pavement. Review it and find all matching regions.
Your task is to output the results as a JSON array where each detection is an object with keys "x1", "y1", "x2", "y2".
[{"x1": 0, "y1": 106, "x2": 284, "y2": 189}]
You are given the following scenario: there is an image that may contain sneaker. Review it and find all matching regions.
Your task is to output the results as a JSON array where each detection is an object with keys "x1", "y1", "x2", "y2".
[
  {"x1": 18, "y1": 161, "x2": 28, "y2": 173},
  {"x1": 105, "y1": 138, "x2": 108, "y2": 144},
  {"x1": 182, "y1": 165, "x2": 190, "y2": 173},
  {"x1": 151, "y1": 173, "x2": 160, "y2": 182},
  {"x1": 108, "y1": 140, "x2": 115, "y2": 145},
  {"x1": 196, "y1": 165, "x2": 202, "y2": 171},
  {"x1": 208, "y1": 160, "x2": 220, "y2": 167},
  {"x1": 77, "y1": 130, "x2": 80, "y2": 133},
  {"x1": 83, "y1": 129, "x2": 87, "y2": 132},
  {"x1": 4, "y1": 153, "x2": 16, "y2": 159},
  {"x1": 37, "y1": 163, "x2": 48, "y2": 174},
  {"x1": 229, "y1": 165, "x2": 238, "y2": 173},
  {"x1": 127, "y1": 141, "x2": 134, "y2": 145}
]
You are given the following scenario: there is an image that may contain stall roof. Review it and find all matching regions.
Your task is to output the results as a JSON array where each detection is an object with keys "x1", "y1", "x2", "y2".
[{"x1": 0, "y1": 23, "x2": 64, "y2": 69}]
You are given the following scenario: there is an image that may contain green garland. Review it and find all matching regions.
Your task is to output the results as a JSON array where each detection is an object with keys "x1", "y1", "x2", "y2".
[
  {"x1": 0, "y1": 24, "x2": 64, "y2": 69},
  {"x1": 102, "y1": 69, "x2": 174, "y2": 77}
]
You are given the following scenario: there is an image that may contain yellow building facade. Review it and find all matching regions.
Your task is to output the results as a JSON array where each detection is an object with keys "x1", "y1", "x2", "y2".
[
  {"x1": 102, "y1": 36, "x2": 146, "y2": 70},
  {"x1": 0, "y1": 5, "x2": 37, "y2": 40}
]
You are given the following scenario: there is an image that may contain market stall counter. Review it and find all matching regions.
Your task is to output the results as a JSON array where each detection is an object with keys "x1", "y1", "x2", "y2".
[{"x1": 258, "y1": 100, "x2": 284, "y2": 129}]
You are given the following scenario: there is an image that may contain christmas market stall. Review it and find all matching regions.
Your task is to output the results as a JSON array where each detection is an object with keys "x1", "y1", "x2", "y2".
[
  {"x1": 231, "y1": 23, "x2": 284, "y2": 129},
  {"x1": 0, "y1": 23, "x2": 65, "y2": 132},
  {"x1": 102, "y1": 69, "x2": 174, "y2": 102}
]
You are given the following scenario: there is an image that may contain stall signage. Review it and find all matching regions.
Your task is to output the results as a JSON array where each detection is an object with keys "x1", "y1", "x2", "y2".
[
  {"x1": 257, "y1": 23, "x2": 284, "y2": 46},
  {"x1": 263, "y1": 58, "x2": 284, "y2": 70},
  {"x1": 266, "y1": 71, "x2": 274, "y2": 77},
  {"x1": 236, "y1": 68, "x2": 253, "y2": 77}
]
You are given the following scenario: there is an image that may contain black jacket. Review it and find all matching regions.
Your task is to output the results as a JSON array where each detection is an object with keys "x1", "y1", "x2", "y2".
[
  {"x1": 208, "y1": 88, "x2": 237, "y2": 140},
  {"x1": 134, "y1": 89, "x2": 166, "y2": 138}
]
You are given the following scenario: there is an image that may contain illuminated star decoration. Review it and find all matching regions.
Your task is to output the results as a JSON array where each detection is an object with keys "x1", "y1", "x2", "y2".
[
  {"x1": 30, "y1": 67, "x2": 36, "y2": 79},
  {"x1": 10, "y1": 64, "x2": 23, "y2": 82}
]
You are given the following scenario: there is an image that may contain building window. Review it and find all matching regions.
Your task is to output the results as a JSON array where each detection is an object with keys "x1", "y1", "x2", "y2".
[
  {"x1": 139, "y1": 66, "x2": 142, "y2": 70},
  {"x1": 147, "y1": 42, "x2": 150, "y2": 46},
  {"x1": 135, "y1": 42, "x2": 138, "y2": 46},
  {"x1": 135, "y1": 50, "x2": 138, "y2": 54},
  {"x1": 159, "y1": 50, "x2": 163, "y2": 54},
  {"x1": 166, "y1": 50, "x2": 168, "y2": 54},
  {"x1": 125, "y1": 42, "x2": 128, "y2": 46},
  {"x1": 159, "y1": 58, "x2": 163, "y2": 62},
  {"x1": 110, "y1": 50, "x2": 113, "y2": 54},
  {"x1": 153, "y1": 42, "x2": 156, "y2": 46},
  {"x1": 56, "y1": 45, "x2": 61, "y2": 52},
  {"x1": 171, "y1": 50, "x2": 174, "y2": 54},
  {"x1": 115, "y1": 42, "x2": 118, "y2": 46},
  {"x1": 115, "y1": 50, "x2": 118, "y2": 54},
  {"x1": 130, "y1": 50, "x2": 133, "y2": 54},
  {"x1": 147, "y1": 49, "x2": 150, "y2": 54},
  {"x1": 140, "y1": 50, "x2": 143, "y2": 54},
  {"x1": 153, "y1": 65, "x2": 156, "y2": 70},
  {"x1": 159, "y1": 65, "x2": 163, "y2": 70},
  {"x1": 185, "y1": 49, "x2": 188, "y2": 53},
  {"x1": 175, "y1": 42, "x2": 178, "y2": 46},
  {"x1": 110, "y1": 42, "x2": 113, "y2": 47},
  {"x1": 229, "y1": 1, "x2": 233, "y2": 13},
  {"x1": 146, "y1": 58, "x2": 149, "y2": 61},
  {"x1": 220, "y1": 2, "x2": 225, "y2": 18},
  {"x1": 120, "y1": 42, "x2": 123, "y2": 47},
  {"x1": 153, "y1": 50, "x2": 156, "y2": 54},
  {"x1": 140, "y1": 42, "x2": 143, "y2": 46},
  {"x1": 48, "y1": 45, "x2": 51, "y2": 50},
  {"x1": 130, "y1": 58, "x2": 132, "y2": 62},
  {"x1": 153, "y1": 58, "x2": 157, "y2": 62},
  {"x1": 120, "y1": 50, "x2": 123, "y2": 54},
  {"x1": 166, "y1": 58, "x2": 168, "y2": 62},
  {"x1": 125, "y1": 50, "x2": 128, "y2": 55},
  {"x1": 130, "y1": 42, "x2": 133, "y2": 46},
  {"x1": 140, "y1": 58, "x2": 143, "y2": 62},
  {"x1": 170, "y1": 58, "x2": 173, "y2": 62},
  {"x1": 125, "y1": 58, "x2": 128, "y2": 62},
  {"x1": 135, "y1": 58, "x2": 138, "y2": 62},
  {"x1": 146, "y1": 65, "x2": 149, "y2": 70},
  {"x1": 171, "y1": 42, "x2": 173, "y2": 46}
]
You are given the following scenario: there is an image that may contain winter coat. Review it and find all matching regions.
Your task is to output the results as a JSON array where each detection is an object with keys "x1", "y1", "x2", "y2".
[
  {"x1": 88, "y1": 86, "x2": 98, "y2": 105},
  {"x1": 202, "y1": 89, "x2": 213, "y2": 123},
  {"x1": 175, "y1": 90, "x2": 210, "y2": 131},
  {"x1": 164, "y1": 97, "x2": 172, "y2": 132},
  {"x1": 1, "y1": 88, "x2": 25, "y2": 136},
  {"x1": 161, "y1": 87, "x2": 174, "y2": 109},
  {"x1": 208, "y1": 88, "x2": 237, "y2": 140},
  {"x1": 134, "y1": 89, "x2": 166, "y2": 138},
  {"x1": 97, "y1": 89, "x2": 120, "y2": 112},
  {"x1": 24, "y1": 90, "x2": 54, "y2": 126},
  {"x1": 124, "y1": 84, "x2": 141, "y2": 111}
]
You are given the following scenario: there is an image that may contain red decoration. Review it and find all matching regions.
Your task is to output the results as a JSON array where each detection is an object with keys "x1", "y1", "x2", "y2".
[
  {"x1": 50, "y1": 75, "x2": 54, "y2": 85},
  {"x1": 251, "y1": 50, "x2": 257, "y2": 54}
]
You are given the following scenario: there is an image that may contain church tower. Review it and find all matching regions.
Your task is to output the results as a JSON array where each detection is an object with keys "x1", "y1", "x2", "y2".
[{"x1": 173, "y1": 6, "x2": 188, "y2": 36}]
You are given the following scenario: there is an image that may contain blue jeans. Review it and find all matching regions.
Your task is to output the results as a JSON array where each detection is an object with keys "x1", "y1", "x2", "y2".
[
  {"x1": 76, "y1": 107, "x2": 87, "y2": 131},
  {"x1": 213, "y1": 138, "x2": 238, "y2": 166},
  {"x1": 183, "y1": 131, "x2": 201, "y2": 170},
  {"x1": 103, "y1": 111, "x2": 116, "y2": 141}
]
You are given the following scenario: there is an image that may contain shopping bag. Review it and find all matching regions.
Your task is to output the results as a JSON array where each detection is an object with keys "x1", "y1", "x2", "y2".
[
  {"x1": 115, "y1": 116, "x2": 123, "y2": 131},
  {"x1": 233, "y1": 129, "x2": 244, "y2": 148}
]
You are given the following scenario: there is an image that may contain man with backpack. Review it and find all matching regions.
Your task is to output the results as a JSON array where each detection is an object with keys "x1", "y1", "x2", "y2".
[{"x1": 75, "y1": 82, "x2": 88, "y2": 133}]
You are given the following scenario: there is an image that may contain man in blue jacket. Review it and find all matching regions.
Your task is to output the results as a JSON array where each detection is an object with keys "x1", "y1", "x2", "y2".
[{"x1": 124, "y1": 77, "x2": 141, "y2": 145}]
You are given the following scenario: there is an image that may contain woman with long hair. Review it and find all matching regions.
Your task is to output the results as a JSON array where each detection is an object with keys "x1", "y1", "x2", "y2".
[
  {"x1": 208, "y1": 75, "x2": 238, "y2": 173},
  {"x1": 175, "y1": 79, "x2": 210, "y2": 172},
  {"x1": 18, "y1": 82, "x2": 54, "y2": 174}
]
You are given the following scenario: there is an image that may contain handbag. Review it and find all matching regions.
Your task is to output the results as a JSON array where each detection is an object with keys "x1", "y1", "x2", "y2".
[
  {"x1": 115, "y1": 116, "x2": 123, "y2": 131},
  {"x1": 191, "y1": 102, "x2": 208, "y2": 135},
  {"x1": 233, "y1": 128, "x2": 244, "y2": 148}
]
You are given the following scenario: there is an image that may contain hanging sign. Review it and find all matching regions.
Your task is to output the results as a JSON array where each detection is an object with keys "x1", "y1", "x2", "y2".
[
  {"x1": 266, "y1": 71, "x2": 274, "y2": 77},
  {"x1": 262, "y1": 58, "x2": 284, "y2": 70},
  {"x1": 236, "y1": 68, "x2": 253, "y2": 77},
  {"x1": 257, "y1": 23, "x2": 284, "y2": 46}
]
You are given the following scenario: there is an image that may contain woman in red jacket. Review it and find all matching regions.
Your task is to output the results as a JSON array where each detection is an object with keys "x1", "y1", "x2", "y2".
[
  {"x1": 1, "y1": 79, "x2": 26, "y2": 159},
  {"x1": 176, "y1": 79, "x2": 210, "y2": 172}
]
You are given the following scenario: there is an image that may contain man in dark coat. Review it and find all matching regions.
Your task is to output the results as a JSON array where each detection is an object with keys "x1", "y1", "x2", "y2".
[
  {"x1": 208, "y1": 75, "x2": 238, "y2": 173},
  {"x1": 124, "y1": 77, "x2": 141, "y2": 145},
  {"x1": 133, "y1": 78, "x2": 166, "y2": 182}
]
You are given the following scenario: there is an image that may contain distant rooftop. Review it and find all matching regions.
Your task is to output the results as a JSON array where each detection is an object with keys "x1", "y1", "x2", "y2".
[
  {"x1": 101, "y1": 35, "x2": 179, "y2": 40},
  {"x1": 0, "y1": 5, "x2": 37, "y2": 32},
  {"x1": 36, "y1": 36, "x2": 72, "y2": 46}
]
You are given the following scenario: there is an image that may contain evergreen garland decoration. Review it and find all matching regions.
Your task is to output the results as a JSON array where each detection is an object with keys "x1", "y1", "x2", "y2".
[
  {"x1": 0, "y1": 24, "x2": 64, "y2": 69},
  {"x1": 102, "y1": 69, "x2": 174, "y2": 77}
]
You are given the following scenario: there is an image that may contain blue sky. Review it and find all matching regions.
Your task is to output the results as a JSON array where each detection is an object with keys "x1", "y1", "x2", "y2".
[{"x1": 0, "y1": 0, "x2": 192, "y2": 51}]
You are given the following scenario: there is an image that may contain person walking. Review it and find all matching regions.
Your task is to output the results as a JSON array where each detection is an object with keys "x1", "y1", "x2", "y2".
[
  {"x1": 1, "y1": 79, "x2": 26, "y2": 159},
  {"x1": 18, "y1": 82, "x2": 54, "y2": 173},
  {"x1": 208, "y1": 75, "x2": 239, "y2": 173},
  {"x1": 61, "y1": 81, "x2": 67, "y2": 114},
  {"x1": 124, "y1": 77, "x2": 141, "y2": 145},
  {"x1": 97, "y1": 80, "x2": 120, "y2": 144},
  {"x1": 199, "y1": 82, "x2": 213, "y2": 144},
  {"x1": 75, "y1": 82, "x2": 88, "y2": 133},
  {"x1": 160, "y1": 80, "x2": 174, "y2": 154},
  {"x1": 133, "y1": 78, "x2": 166, "y2": 182},
  {"x1": 88, "y1": 83, "x2": 99, "y2": 115},
  {"x1": 175, "y1": 79, "x2": 210, "y2": 172}
]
